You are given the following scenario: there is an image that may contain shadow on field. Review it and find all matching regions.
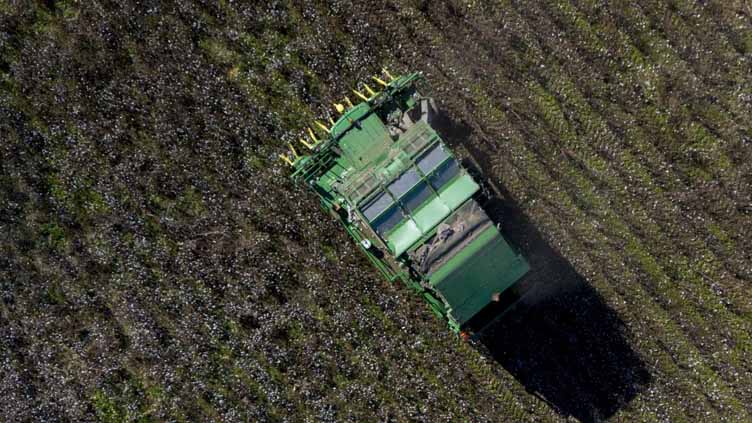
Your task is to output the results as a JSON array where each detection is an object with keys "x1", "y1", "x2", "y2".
[
  {"x1": 478, "y1": 192, "x2": 651, "y2": 422},
  {"x1": 436, "y1": 114, "x2": 651, "y2": 422}
]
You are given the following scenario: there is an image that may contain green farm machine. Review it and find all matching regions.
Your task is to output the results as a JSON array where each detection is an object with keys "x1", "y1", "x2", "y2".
[{"x1": 280, "y1": 70, "x2": 529, "y2": 337}]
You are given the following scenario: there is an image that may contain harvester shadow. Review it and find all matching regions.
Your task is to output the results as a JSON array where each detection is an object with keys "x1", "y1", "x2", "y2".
[
  {"x1": 477, "y1": 193, "x2": 651, "y2": 422},
  {"x1": 434, "y1": 113, "x2": 651, "y2": 422}
]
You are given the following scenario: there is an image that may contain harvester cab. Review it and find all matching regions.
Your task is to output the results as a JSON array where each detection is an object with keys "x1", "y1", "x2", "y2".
[{"x1": 282, "y1": 70, "x2": 529, "y2": 336}]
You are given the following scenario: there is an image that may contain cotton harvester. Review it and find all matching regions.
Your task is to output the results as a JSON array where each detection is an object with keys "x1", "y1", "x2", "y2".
[{"x1": 280, "y1": 70, "x2": 529, "y2": 338}]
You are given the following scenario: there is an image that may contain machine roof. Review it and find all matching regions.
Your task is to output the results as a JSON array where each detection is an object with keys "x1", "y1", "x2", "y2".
[
  {"x1": 329, "y1": 113, "x2": 483, "y2": 257},
  {"x1": 336, "y1": 120, "x2": 438, "y2": 205}
]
